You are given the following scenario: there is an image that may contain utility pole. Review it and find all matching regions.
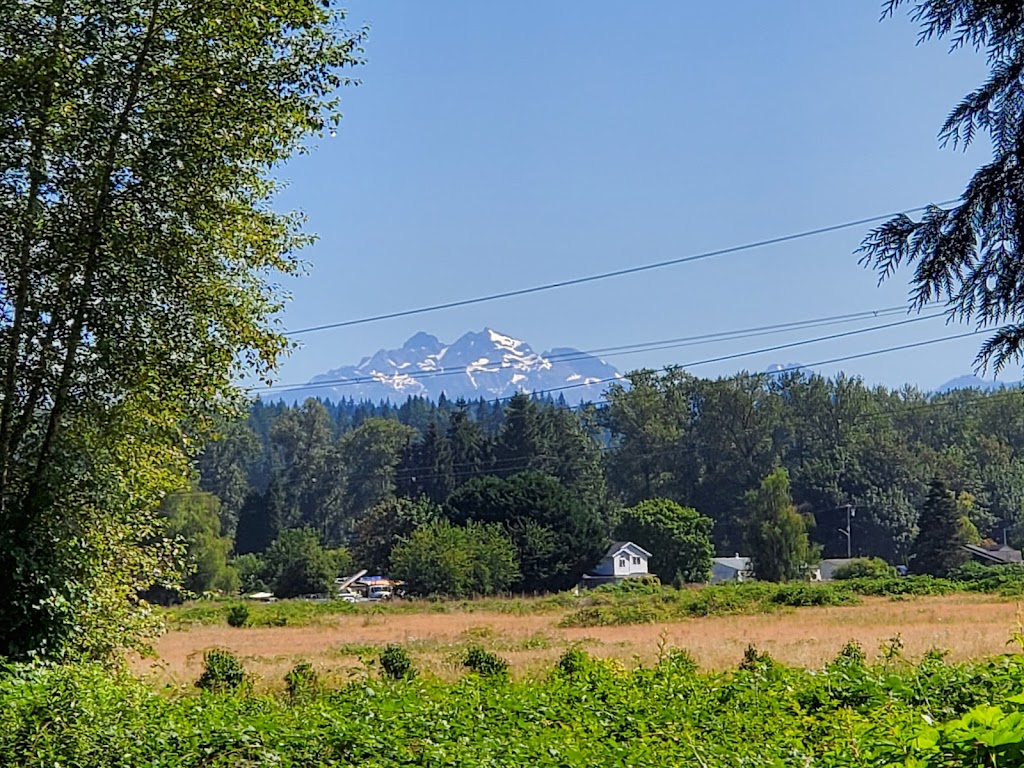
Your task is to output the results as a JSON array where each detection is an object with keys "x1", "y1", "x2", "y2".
[{"x1": 837, "y1": 504, "x2": 855, "y2": 559}]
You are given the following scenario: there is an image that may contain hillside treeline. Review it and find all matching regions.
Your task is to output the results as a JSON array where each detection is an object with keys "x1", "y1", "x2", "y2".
[{"x1": 183, "y1": 370, "x2": 1024, "y2": 593}]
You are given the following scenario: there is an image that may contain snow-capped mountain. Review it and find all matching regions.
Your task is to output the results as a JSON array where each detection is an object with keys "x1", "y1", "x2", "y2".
[{"x1": 275, "y1": 329, "x2": 623, "y2": 404}]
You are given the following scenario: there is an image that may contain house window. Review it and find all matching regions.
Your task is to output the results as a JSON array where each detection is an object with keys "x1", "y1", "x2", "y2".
[
  {"x1": 618, "y1": 558, "x2": 627, "y2": 568},
  {"x1": 632, "y1": 556, "x2": 641, "y2": 565}
]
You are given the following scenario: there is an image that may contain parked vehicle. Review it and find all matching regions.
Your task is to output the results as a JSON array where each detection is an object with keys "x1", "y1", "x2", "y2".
[{"x1": 367, "y1": 585, "x2": 393, "y2": 601}]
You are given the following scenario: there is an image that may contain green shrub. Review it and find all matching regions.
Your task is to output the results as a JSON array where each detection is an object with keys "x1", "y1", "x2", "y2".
[
  {"x1": 738, "y1": 644, "x2": 775, "y2": 672},
  {"x1": 226, "y1": 603, "x2": 250, "y2": 628},
  {"x1": 554, "y1": 647, "x2": 593, "y2": 678},
  {"x1": 284, "y1": 661, "x2": 319, "y2": 699},
  {"x1": 770, "y1": 583, "x2": 857, "y2": 607},
  {"x1": 832, "y1": 640, "x2": 866, "y2": 666},
  {"x1": 195, "y1": 648, "x2": 248, "y2": 693},
  {"x1": 592, "y1": 575, "x2": 662, "y2": 595},
  {"x1": 2, "y1": 652, "x2": 1024, "y2": 766},
  {"x1": 463, "y1": 646, "x2": 509, "y2": 678},
  {"x1": 832, "y1": 557, "x2": 895, "y2": 580},
  {"x1": 379, "y1": 644, "x2": 416, "y2": 680}
]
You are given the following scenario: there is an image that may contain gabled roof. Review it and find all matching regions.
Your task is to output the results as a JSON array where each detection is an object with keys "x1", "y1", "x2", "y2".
[
  {"x1": 963, "y1": 543, "x2": 1023, "y2": 564},
  {"x1": 713, "y1": 556, "x2": 751, "y2": 571},
  {"x1": 605, "y1": 541, "x2": 652, "y2": 559}
]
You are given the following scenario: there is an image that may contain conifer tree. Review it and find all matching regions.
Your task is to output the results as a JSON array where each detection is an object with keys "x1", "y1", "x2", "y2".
[{"x1": 910, "y1": 478, "x2": 970, "y2": 576}]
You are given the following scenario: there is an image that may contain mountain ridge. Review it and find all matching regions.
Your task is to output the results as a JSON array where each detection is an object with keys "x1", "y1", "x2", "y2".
[{"x1": 276, "y1": 328, "x2": 623, "y2": 404}]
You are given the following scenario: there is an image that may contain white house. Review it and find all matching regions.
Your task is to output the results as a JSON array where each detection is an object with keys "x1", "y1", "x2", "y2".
[
  {"x1": 711, "y1": 556, "x2": 752, "y2": 583},
  {"x1": 580, "y1": 541, "x2": 652, "y2": 588},
  {"x1": 815, "y1": 558, "x2": 857, "y2": 581}
]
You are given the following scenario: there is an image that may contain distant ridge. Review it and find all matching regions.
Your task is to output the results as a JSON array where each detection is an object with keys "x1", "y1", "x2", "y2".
[{"x1": 935, "y1": 374, "x2": 1017, "y2": 393}]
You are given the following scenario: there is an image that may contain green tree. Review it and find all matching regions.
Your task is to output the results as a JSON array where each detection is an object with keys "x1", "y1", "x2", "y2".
[
  {"x1": 390, "y1": 519, "x2": 519, "y2": 598},
  {"x1": 743, "y1": 468, "x2": 817, "y2": 583},
  {"x1": 447, "y1": 404, "x2": 491, "y2": 485},
  {"x1": 262, "y1": 529, "x2": 337, "y2": 599},
  {"x1": 160, "y1": 489, "x2": 239, "y2": 597},
  {"x1": 446, "y1": 471, "x2": 606, "y2": 592},
  {"x1": 396, "y1": 421, "x2": 455, "y2": 504},
  {"x1": 232, "y1": 553, "x2": 268, "y2": 594},
  {"x1": 196, "y1": 421, "x2": 260, "y2": 538},
  {"x1": 340, "y1": 419, "x2": 417, "y2": 520},
  {"x1": 349, "y1": 496, "x2": 440, "y2": 575},
  {"x1": 269, "y1": 400, "x2": 346, "y2": 541},
  {"x1": 0, "y1": 1, "x2": 363, "y2": 661},
  {"x1": 910, "y1": 479, "x2": 972, "y2": 576},
  {"x1": 861, "y1": 2, "x2": 1024, "y2": 370},
  {"x1": 615, "y1": 499, "x2": 713, "y2": 583}
]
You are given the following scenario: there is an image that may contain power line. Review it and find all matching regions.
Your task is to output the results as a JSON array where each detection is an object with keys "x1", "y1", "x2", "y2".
[
  {"x1": 284, "y1": 199, "x2": 959, "y2": 335},
  {"x1": 548, "y1": 327, "x2": 979, "y2": 408},
  {"x1": 266, "y1": 311, "x2": 950, "y2": 400},
  {"x1": 256, "y1": 303, "x2": 921, "y2": 393}
]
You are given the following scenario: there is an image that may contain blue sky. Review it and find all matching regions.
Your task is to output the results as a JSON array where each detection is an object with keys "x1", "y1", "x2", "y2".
[{"x1": 268, "y1": 1, "x2": 996, "y2": 393}]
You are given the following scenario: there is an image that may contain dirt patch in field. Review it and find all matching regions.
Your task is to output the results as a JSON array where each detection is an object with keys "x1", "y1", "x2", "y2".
[{"x1": 133, "y1": 594, "x2": 1023, "y2": 689}]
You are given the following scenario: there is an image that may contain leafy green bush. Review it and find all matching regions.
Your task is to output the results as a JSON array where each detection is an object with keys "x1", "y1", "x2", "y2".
[
  {"x1": 592, "y1": 575, "x2": 662, "y2": 594},
  {"x1": 770, "y1": 583, "x2": 858, "y2": 607},
  {"x1": 3, "y1": 651, "x2": 1024, "y2": 766},
  {"x1": 284, "y1": 661, "x2": 319, "y2": 699},
  {"x1": 226, "y1": 603, "x2": 250, "y2": 628},
  {"x1": 195, "y1": 648, "x2": 248, "y2": 693},
  {"x1": 463, "y1": 646, "x2": 509, "y2": 678},
  {"x1": 379, "y1": 644, "x2": 416, "y2": 680},
  {"x1": 831, "y1": 557, "x2": 895, "y2": 580}
]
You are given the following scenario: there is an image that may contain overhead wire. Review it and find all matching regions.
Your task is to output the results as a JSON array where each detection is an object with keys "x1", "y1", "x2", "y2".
[
  {"x1": 284, "y1": 199, "x2": 959, "y2": 335},
  {"x1": 257, "y1": 305, "x2": 925, "y2": 396}
]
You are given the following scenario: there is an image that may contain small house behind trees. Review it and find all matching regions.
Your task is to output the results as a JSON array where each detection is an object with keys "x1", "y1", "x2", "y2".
[
  {"x1": 580, "y1": 542, "x2": 651, "y2": 588},
  {"x1": 962, "y1": 543, "x2": 1022, "y2": 566},
  {"x1": 711, "y1": 556, "x2": 752, "y2": 583}
]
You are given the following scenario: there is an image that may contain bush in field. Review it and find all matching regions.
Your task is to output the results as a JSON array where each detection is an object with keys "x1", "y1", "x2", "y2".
[
  {"x1": 3, "y1": 650, "x2": 1024, "y2": 766},
  {"x1": 285, "y1": 661, "x2": 319, "y2": 699},
  {"x1": 463, "y1": 646, "x2": 509, "y2": 679},
  {"x1": 195, "y1": 649, "x2": 248, "y2": 693},
  {"x1": 770, "y1": 583, "x2": 857, "y2": 607},
  {"x1": 226, "y1": 604, "x2": 250, "y2": 628},
  {"x1": 832, "y1": 557, "x2": 895, "y2": 580},
  {"x1": 380, "y1": 644, "x2": 416, "y2": 680},
  {"x1": 592, "y1": 575, "x2": 662, "y2": 594}
]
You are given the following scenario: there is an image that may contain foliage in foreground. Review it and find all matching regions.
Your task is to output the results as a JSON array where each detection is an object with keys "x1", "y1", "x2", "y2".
[
  {"x1": 0, "y1": 0, "x2": 364, "y2": 662},
  {"x1": 3, "y1": 646, "x2": 1024, "y2": 766}
]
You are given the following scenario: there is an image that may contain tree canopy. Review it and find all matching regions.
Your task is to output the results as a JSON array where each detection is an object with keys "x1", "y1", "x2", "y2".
[
  {"x1": 446, "y1": 471, "x2": 606, "y2": 592},
  {"x1": 390, "y1": 519, "x2": 519, "y2": 598},
  {"x1": 0, "y1": 0, "x2": 363, "y2": 660},
  {"x1": 743, "y1": 468, "x2": 818, "y2": 583},
  {"x1": 615, "y1": 499, "x2": 713, "y2": 584}
]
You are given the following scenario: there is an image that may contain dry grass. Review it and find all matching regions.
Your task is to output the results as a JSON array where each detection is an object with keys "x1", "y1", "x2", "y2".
[{"x1": 132, "y1": 594, "x2": 1023, "y2": 689}]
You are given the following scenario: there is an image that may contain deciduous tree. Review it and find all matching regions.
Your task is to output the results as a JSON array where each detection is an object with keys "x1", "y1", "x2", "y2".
[
  {"x1": 615, "y1": 499, "x2": 713, "y2": 583},
  {"x1": 0, "y1": 0, "x2": 363, "y2": 660},
  {"x1": 743, "y1": 468, "x2": 817, "y2": 583}
]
